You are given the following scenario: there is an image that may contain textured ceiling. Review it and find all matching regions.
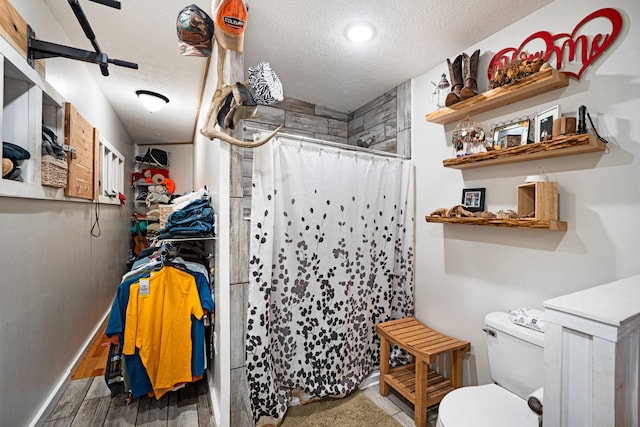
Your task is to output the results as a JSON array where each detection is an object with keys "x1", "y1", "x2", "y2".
[{"x1": 41, "y1": 0, "x2": 552, "y2": 145}]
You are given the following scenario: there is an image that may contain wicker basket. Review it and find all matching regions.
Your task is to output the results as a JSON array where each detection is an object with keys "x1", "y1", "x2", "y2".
[
  {"x1": 41, "y1": 156, "x2": 68, "y2": 188},
  {"x1": 158, "y1": 204, "x2": 173, "y2": 228}
]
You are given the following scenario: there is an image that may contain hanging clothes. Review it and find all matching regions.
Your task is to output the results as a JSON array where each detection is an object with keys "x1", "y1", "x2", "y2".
[
  {"x1": 105, "y1": 249, "x2": 214, "y2": 399},
  {"x1": 124, "y1": 266, "x2": 203, "y2": 398}
]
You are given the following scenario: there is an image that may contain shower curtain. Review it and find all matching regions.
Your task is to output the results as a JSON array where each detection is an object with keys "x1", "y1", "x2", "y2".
[{"x1": 246, "y1": 136, "x2": 415, "y2": 426}]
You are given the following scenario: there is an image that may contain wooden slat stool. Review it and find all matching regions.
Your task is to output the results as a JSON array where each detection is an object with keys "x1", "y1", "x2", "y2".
[{"x1": 376, "y1": 317, "x2": 470, "y2": 427}]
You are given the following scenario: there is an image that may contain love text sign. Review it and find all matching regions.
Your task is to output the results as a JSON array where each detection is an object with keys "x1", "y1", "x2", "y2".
[{"x1": 488, "y1": 8, "x2": 623, "y2": 81}]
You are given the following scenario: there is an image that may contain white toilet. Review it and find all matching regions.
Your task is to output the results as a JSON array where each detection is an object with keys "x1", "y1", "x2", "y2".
[{"x1": 436, "y1": 311, "x2": 544, "y2": 427}]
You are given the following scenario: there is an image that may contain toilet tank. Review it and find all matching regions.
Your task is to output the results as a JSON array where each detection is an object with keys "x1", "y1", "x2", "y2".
[{"x1": 484, "y1": 311, "x2": 544, "y2": 400}]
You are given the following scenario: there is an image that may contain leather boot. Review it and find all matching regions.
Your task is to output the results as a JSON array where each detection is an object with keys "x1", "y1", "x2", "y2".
[
  {"x1": 445, "y1": 54, "x2": 463, "y2": 107},
  {"x1": 460, "y1": 49, "x2": 480, "y2": 101}
]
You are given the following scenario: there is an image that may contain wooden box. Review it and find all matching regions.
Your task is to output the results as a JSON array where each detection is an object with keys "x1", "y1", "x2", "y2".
[{"x1": 517, "y1": 181, "x2": 558, "y2": 220}]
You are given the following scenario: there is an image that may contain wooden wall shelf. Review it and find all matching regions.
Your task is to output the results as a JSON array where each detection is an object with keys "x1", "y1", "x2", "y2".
[
  {"x1": 425, "y1": 67, "x2": 569, "y2": 125},
  {"x1": 442, "y1": 134, "x2": 605, "y2": 169},
  {"x1": 425, "y1": 216, "x2": 568, "y2": 231}
]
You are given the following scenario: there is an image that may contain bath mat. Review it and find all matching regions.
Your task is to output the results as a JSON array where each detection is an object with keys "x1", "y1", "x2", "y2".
[{"x1": 280, "y1": 389, "x2": 401, "y2": 427}]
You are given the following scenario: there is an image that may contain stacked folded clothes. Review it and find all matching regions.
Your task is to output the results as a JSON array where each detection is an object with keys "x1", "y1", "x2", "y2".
[{"x1": 156, "y1": 188, "x2": 214, "y2": 240}]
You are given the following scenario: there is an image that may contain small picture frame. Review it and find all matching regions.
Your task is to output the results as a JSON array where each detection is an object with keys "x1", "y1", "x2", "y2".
[
  {"x1": 461, "y1": 188, "x2": 485, "y2": 212},
  {"x1": 493, "y1": 119, "x2": 531, "y2": 149},
  {"x1": 535, "y1": 105, "x2": 560, "y2": 142}
]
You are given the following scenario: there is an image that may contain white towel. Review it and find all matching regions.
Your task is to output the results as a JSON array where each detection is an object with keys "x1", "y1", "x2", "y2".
[{"x1": 508, "y1": 308, "x2": 545, "y2": 332}]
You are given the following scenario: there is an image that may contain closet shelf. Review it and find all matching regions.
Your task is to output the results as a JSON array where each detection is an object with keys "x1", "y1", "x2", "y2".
[
  {"x1": 425, "y1": 67, "x2": 569, "y2": 124},
  {"x1": 425, "y1": 215, "x2": 568, "y2": 231},
  {"x1": 442, "y1": 134, "x2": 605, "y2": 169}
]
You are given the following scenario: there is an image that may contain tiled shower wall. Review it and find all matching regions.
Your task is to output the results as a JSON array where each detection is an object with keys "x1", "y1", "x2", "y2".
[
  {"x1": 229, "y1": 81, "x2": 411, "y2": 426},
  {"x1": 240, "y1": 80, "x2": 412, "y2": 216}
]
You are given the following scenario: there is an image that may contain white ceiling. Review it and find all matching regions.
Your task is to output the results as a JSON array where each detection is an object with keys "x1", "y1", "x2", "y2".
[{"x1": 42, "y1": 0, "x2": 552, "y2": 146}]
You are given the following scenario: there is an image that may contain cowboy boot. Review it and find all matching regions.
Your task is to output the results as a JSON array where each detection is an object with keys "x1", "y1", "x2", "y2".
[
  {"x1": 460, "y1": 49, "x2": 480, "y2": 101},
  {"x1": 445, "y1": 54, "x2": 463, "y2": 107}
]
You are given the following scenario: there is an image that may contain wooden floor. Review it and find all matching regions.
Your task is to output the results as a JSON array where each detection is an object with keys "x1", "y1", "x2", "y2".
[
  {"x1": 58, "y1": 319, "x2": 434, "y2": 427},
  {"x1": 71, "y1": 323, "x2": 110, "y2": 380},
  {"x1": 43, "y1": 375, "x2": 213, "y2": 427},
  {"x1": 51, "y1": 319, "x2": 213, "y2": 426}
]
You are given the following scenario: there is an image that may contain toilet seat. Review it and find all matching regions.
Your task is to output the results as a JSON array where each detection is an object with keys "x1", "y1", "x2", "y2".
[{"x1": 436, "y1": 383, "x2": 539, "y2": 427}]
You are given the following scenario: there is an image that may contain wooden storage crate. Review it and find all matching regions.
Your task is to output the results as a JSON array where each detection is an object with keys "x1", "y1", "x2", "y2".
[{"x1": 517, "y1": 181, "x2": 558, "y2": 220}]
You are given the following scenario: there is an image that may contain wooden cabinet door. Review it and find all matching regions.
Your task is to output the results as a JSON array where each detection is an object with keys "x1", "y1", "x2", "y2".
[{"x1": 64, "y1": 103, "x2": 95, "y2": 200}]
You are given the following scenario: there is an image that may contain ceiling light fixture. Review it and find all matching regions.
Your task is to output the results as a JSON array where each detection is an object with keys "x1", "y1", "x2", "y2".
[
  {"x1": 136, "y1": 90, "x2": 169, "y2": 113},
  {"x1": 344, "y1": 22, "x2": 376, "y2": 43}
]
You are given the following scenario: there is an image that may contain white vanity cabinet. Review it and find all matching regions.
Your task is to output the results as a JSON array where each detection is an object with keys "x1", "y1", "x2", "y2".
[{"x1": 543, "y1": 274, "x2": 640, "y2": 427}]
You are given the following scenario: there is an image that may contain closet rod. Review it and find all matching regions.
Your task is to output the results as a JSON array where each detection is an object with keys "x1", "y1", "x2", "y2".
[{"x1": 243, "y1": 125, "x2": 410, "y2": 160}]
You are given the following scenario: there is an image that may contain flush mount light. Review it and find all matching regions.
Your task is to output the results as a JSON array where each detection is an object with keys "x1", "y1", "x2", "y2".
[
  {"x1": 344, "y1": 22, "x2": 376, "y2": 43},
  {"x1": 135, "y1": 90, "x2": 169, "y2": 113}
]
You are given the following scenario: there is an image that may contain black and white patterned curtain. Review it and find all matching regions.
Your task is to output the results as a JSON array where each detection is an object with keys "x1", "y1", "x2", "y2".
[{"x1": 246, "y1": 137, "x2": 415, "y2": 426}]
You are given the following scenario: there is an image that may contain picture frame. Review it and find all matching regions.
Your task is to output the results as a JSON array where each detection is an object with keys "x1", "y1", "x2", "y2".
[
  {"x1": 493, "y1": 119, "x2": 530, "y2": 149},
  {"x1": 461, "y1": 187, "x2": 485, "y2": 212},
  {"x1": 535, "y1": 105, "x2": 560, "y2": 142}
]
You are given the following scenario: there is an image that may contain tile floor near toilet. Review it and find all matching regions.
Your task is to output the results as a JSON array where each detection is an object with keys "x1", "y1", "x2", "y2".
[{"x1": 362, "y1": 385, "x2": 439, "y2": 427}]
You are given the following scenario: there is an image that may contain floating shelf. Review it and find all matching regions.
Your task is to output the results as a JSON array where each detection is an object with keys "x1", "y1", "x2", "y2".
[
  {"x1": 442, "y1": 134, "x2": 605, "y2": 169},
  {"x1": 425, "y1": 215, "x2": 568, "y2": 231},
  {"x1": 425, "y1": 67, "x2": 569, "y2": 125}
]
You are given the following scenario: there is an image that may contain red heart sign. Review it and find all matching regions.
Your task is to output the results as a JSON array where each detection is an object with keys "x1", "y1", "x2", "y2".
[{"x1": 488, "y1": 8, "x2": 623, "y2": 81}]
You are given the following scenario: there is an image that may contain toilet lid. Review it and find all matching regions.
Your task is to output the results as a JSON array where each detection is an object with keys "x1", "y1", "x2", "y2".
[{"x1": 437, "y1": 383, "x2": 539, "y2": 427}]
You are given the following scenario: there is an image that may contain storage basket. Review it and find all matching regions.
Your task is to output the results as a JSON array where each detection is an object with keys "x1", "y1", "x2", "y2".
[
  {"x1": 41, "y1": 155, "x2": 68, "y2": 188},
  {"x1": 158, "y1": 204, "x2": 173, "y2": 228}
]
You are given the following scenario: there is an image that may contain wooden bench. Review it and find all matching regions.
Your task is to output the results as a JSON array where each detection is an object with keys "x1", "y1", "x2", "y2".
[{"x1": 376, "y1": 317, "x2": 470, "y2": 427}]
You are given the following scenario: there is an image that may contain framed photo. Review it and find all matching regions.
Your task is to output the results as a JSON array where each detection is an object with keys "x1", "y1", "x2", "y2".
[
  {"x1": 461, "y1": 188, "x2": 485, "y2": 212},
  {"x1": 535, "y1": 105, "x2": 560, "y2": 142},
  {"x1": 493, "y1": 119, "x2": 530, "y2": 149}
]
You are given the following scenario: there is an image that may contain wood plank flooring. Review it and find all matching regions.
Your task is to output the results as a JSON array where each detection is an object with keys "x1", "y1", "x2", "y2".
[
  {"x1": 43, "y1": 376, "x2": 213, "y2": 427},
  {"x1": 71, "y1": 323, "x2": 110, "y2": 380}
]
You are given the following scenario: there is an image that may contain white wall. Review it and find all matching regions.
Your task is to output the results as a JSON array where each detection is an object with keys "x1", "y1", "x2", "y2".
[
  {"x1": 193, "y1": 49, "x2": 230, "y2": 427},
  {"x1": 137, "y1": 143, "x2": 195, "y2": 195},
  {"x1": 0, "y1": 2, "x2": 133, "y2": 426},
  {"x1": 412, "y1": 0, "x2": 640, "y2": 387}
]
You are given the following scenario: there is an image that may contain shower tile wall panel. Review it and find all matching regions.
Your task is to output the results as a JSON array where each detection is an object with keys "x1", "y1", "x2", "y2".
[
  {"x1": 397, "y1": 128, "x2": 411, "y2": 158},
  {"x1": 229, "y1": 197, "x2": 248, "y2": 284},
  {"x1": 230, "y1": 367, "x2": 253, "y2": 427},
  {"x1": 316, "y1": 105, "x2": 348, "y2": 122},
  {"x1": 230, "y1": 51, "x2": 252, "y2": 427},
  {"x1": 370, "y1": 137, "x2": 397, "y2": 154},
  {"x1": 363, "y1": 98, "x2": 396, "y2": 130},
  {"x1": 240, "y1": 81, "x2": 413, "y2": 215},
  {"x1": 328, "y1": 118, "x2": 348, "y2": 138},
  {"x1": 230, "y1": 145, "x2": 243, "y2": 198},
  {"x1": 230, "y1": 282, "x2": 247, "y2": 369},
  {"x1": 252, "y1": 106, "x2": 285, "y2": 126},
  {"x1": 274, "y1": 97, "x2": 315, "y2": 115},
  {"x1": 397, "y1": 80, "x2": 412, "y2": 132},
  {"x1": 285, "y1": 111, "x2": 330, "y2": 134}
]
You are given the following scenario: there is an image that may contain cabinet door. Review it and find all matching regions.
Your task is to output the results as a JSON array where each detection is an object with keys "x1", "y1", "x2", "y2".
[{"x1": 64, "y1": 103, "x2": 95, "y2": 200}]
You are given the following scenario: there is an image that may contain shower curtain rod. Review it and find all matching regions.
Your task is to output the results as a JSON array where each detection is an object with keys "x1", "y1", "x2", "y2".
[{"x1": 243, "y1": 125, "x2": 410, "y2": 160}]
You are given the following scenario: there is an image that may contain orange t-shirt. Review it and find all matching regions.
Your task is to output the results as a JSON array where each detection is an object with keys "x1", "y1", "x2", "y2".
[{"x1": 123, "y1": 267, "x2": 203, "y2": 398}]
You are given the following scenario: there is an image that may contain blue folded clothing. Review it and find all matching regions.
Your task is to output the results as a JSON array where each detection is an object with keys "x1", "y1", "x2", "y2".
[{"x1": 3, "y1": 141, "x2": 31, "y2": 161}]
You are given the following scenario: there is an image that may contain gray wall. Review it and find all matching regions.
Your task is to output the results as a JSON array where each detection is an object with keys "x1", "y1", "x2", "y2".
[{"x1": 0, "y1": 3, "x2": 134, "y2": 426}]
